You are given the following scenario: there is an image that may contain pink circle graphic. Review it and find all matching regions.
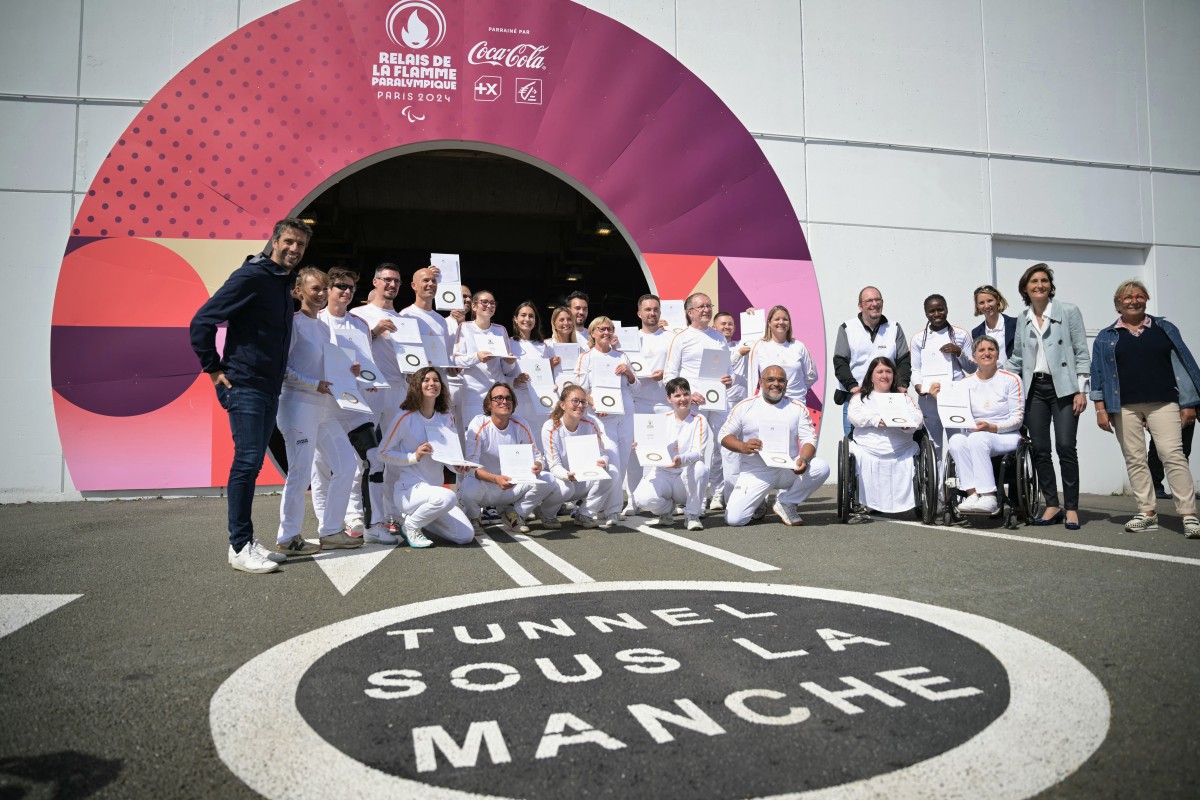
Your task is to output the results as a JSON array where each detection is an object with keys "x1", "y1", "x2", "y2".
[{"x1": 56, "y1": 0, "x2": 820, "y2": 491}]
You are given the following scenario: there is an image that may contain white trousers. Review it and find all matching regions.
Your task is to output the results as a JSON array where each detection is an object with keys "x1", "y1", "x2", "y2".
[
  {"x1": 633, "y1": 461, "x2": 709, "y2": 517},
  {"x1": 460, "y1": 473, "x2": 557, "y2": 520},
  {"x1": 276, "y1": 394, "x2": 357, "y2": 542},
  {"x1": 702, "y1": 408, "x2": 728, "y2": 499},
  {"x1": 627, "y1": 399, "x2": 671, "y2": 508},
  {"x1": 946, "y1": 430, "x2": 1020, "y2": 494},
  {"x1": 596, "y1": 413, "x2": 633, "y2": 516},
  {"x1": 547, "y1": 473, "x2": 613, "y2": 520},
  {"x1": 725, "y1": 459, "x2": 831, "y2": 526},
  {"x1": 394, "y1": 480, "x2": 474, "y2": 544}
]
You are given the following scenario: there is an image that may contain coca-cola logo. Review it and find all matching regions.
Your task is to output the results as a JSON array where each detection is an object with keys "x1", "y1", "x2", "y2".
[
  {"x1": 386, "y1": 1, "x2": 447, "y2": 50},
  {"x1": 468, "y1": 41, "x2": 548, "y2": 70}
]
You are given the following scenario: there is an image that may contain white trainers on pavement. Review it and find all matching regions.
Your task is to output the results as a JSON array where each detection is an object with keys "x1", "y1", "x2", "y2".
[
  {"x1": 250, "y1": 540, "x2": 286, "y2": 564},
  {"x1": 772, "y1": 500, "x2": 804, "y2": 526},
  {"x1": 229, "y1": 543, "x2": 279, "y2": 574},
  {"x1": 1123, "y1": 512, "x2": 1158, "y2": 532},
  {"x1": 686, "y1": 515, "x2": 703, "y2": 531},
  {"x1": 974, "y1": 494, "x2": 1000, "y2": 514},
  {"x1": 365, "y1": 524, "x2": 399, "y2": 545},
  {"x1": 502, "y1": 508, "x2": 530, "y2": 534},
  {"x1": 401, "y1": 521, "x2": 434, "y2": 548},
  {"x1": 345, "y1": 517, "x2": 366, "y2": 537}
]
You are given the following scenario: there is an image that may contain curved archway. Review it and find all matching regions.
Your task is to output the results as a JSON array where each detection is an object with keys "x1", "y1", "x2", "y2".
[{"x1": 51, "y1": 0, "x2": 820, "y2": 491}]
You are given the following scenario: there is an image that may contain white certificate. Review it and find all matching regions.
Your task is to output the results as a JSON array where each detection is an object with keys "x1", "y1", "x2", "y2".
[
  {"x1": 739, "y1": 309, "x2": 765, "y2": 347},
  {"x1": 332, "y1": 326, "x2": 387, "y2": 388},
  {"x1": 876, "y1": 393, "x2": 922, "y2": 428},
  {"x1": 421, "y1": 333, "x2": 453, "y2": 367},
  {"x1": 590, "y1": 353, "x2": 625, "y2": 388},
  {"x1": 519, "y1": 356, "x2": 557, "y2": 411},
  {"x1": 390, "y1": 317, "x2": 423, "y2": 344},
  {"x1": 660, "y1": 299, "x2": 687, "y2": 333},
  {"x1": 698, "y1": 348, "x2": 730, "y2": 380},
  {"x1": 435, "y1": 281, "x2": 463, "y2": 312},
  {"x1": 565, "y1": 435, "x2": 610, "y2": 481},
  {"x1": 936, "y1": 383, "x2": 976, "y2": 429},
  {"x1": 552, "y1": 342, "x2": 582, "y2": 374},
  {"x1": 425, "y1": 424, "x2": 480, "y2": 468},
  {"x1": 322, "y1": 343, "x2": 373, "y2": 414},
  {"x1": 695, "y1": 379, "x2": 727, "y2": 411},
  {"x1": 758, "y1": 420, "x2": 794, "y2": 469},
  {"x1": 430, "y1": 252, "x2": 461, "y2": 283},
  {"x1": 634, "y1": 413, "x2": 673, "y2": 467},
  {"x1": 614, "y1": 326, "x2": 641, "y2": 352},
  {"x1": 592, "y1": 385, "x2": 625, "y2": 414},
  {"x1": 498, "y1": 443, "x2": 538, "y2": 484},
  {"x1": 474, "y1": 330, "x2": 509, "y2": 357},
  {"x1": 919, "y1": 345, "x2": 953, "y2": 382},
  {"x1": 393, "y1": 340, "x2": 427, "y2": 373}
]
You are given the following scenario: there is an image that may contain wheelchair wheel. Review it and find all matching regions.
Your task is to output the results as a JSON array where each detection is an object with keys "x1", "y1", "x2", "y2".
[
  {"x1": 915, "y1": 434, "x2": 938, "y2": 525},
  {"x1": 942, "y1": 454, "x2": 960, "y2": 526},
  {"x1": 837, "y1": 437, "x2": 852, "y2": 523},
  {"x1": 1014, "y1": 437, "x2": 1041, "y2": 524}
]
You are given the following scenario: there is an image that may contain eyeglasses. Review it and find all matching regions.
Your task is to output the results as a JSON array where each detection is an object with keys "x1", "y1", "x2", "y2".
[
  {"x1": 689, "y1": 304, "x2": 713, "y2": 311},
  {"x1": 594, "y1": 326, "x2": 614, "y2": 332},
  {"x1": 475, "y1": 299, "x2": 496, "y2": 307},
  {"x1": 332, "y1": 282, "x2": 355, "y2": 292},
  {"x1": 1119, "y1": 295, "x2": 1148, "y2": 303},
  {"x1": 566, "y1": 398, "x2": 587, "y2": 406},
  {"x1": 377, "y1": 277, "x2": 401, "y2": 284},
  {"x1": 490, "y1": 395, "x2": 513, "y2": 403}
]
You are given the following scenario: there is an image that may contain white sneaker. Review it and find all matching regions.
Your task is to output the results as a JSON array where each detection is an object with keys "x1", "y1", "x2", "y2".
[
  {"x1": 643, "y1": 515, "x2": 665, "y2": 527},
  {"x1": 250, "y1": 539, "x2": 286, "y2": 564},
  {"x1": 772, "y1": 500, "x2": 804, "y2": 526},
  {"x1": 957, "y1": 494, "x2": 981, "y2": 512},
  {"x1": 577, "y1": 514, "x2": 601, "y2": 529},
  {"x1": 502, "y1": 508, "x2": 531, "y2": 534},
  {"x1": 599, "y1": 516, "x2": 617, "y2": 530},
  {"x1": 229, "y1": 543, "x2": 279, "y2": 574},
  {"x1": 400, "y1": 521, "x2": 434, "y2": 549},
  {"x1": 975, "y1": 495, "x2": 1000, "y2": 515},
  {"x1": 686, "y1": 515, "x2": 703, "y2": 531},
  {"x1": 345, "y1": 517, "x2": 366, "y2": 537},
  {"x1": 365, "y1": 524, "x2": 399, "y2": 545},
  {"x1": 708, "y1": 495, "x2": 724, "y2": 513},
  {"x1": 674, "y1": 504, "x2": 685, "y2": 516},
  {"x1": 622, "y1": 503, "x2": 637, "y2": 517}
]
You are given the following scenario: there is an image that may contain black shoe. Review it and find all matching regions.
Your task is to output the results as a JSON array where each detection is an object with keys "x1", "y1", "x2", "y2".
[{"x1": 1154, "y1": 486, "x2": 1170, "y2": 500}]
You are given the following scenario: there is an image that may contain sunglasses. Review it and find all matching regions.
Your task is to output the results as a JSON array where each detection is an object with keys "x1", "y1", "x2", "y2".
[
  {"x1": 332, "y1": 282, "x2": 355, "y2": 292},
  {"x1": 490, "y1": 394, "x2": 514, "y2": 403}
]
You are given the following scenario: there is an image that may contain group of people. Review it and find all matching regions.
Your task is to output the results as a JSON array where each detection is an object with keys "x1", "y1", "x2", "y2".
[{"x1": 190, "y1": 219, "x2": 1200, "y2": 575}]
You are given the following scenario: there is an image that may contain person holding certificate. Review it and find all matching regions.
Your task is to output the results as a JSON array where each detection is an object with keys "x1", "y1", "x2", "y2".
[
  {"x1": 510, "y1": 301, "x2": 556, "y2": 431},
  {"x1": 632, "y1": 378, "x2": 711, "y2": 530},
  {"x1": 1002, "y1": 263, "x2": 1090, "y2": 529},
  {"x1": 625, "y1": 294, "x2": 674, "y2": 514},
  {"x1": 720, "y1": 366, "x2": 831, "y2": 526},
  {"x1": 847, "y1": 357, "x2": 925, "y2": 518},
  {"x1": 747, "y1": 305, "x2": 818, "y2": 405},
  {"x1": 932, "y1": 336, "x2": 1024, "y2": 514},
  {"x1": 911, "y1": 294, "x2": 976, "y2": 476},
  {"x1": 462, "y1": 383, "x2": 558, "y2": 533},
  {"x1": 576, "y1": 316, "x2": 637, "y2": 523},
  {"x1": 546, "y1": 306, "x2": 581, "y2": 388},
  {"x1": 454, "y1": 289, "x2": 519, "y2": 427},
  {"x1": 378, "y1": 367, "x2": 474, "y2": 548},
  {"x1": 276, "y1": 268, "x2": 362, "y2": 554},
  {"x1": 542, "y1": 385, "x2": 620, "y2": 528}
]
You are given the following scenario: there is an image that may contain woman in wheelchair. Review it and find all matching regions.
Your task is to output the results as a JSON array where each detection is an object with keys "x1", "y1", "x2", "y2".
[
  {"x1": 847, "y1": 357, "x2": 924, "y2": 518},
  {"x1": 931, "y1": 335, "x2": 1024, "y2": 515}
]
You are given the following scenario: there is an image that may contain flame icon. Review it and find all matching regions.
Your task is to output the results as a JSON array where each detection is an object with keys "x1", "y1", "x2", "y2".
[{"x1": 402, "y1": 10, "x2": 429, "y2": 48}]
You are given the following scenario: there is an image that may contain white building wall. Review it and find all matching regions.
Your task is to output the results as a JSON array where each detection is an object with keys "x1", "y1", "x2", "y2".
[{"x1": 2, "y1": 0, "x2": 1198, "y2": 499}]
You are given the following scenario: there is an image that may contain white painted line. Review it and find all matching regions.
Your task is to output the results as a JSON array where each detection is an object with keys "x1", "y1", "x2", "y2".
[
  {"x1": 0, "y1": 594, "x2": 82, "y2": 640},
  {"x1": 630, "y1": 523, "x2": 780, "y2": 572},
  {"x1": 474, "y1": 532, "x2": 541, "y2": 586},
  {"x1": 507, "y1": 533, "x2": 594, "y2": 583},
  {"x1": 889, "y1": 518, "x2": 1200, "y2": 567},
  {"x1": 311, "y1": 545, "x2": 394, "y2": 595}
]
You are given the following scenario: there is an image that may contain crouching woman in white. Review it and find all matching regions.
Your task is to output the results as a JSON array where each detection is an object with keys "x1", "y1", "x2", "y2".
[
  {"x1": 934, "y1": 335, "x2": 1024, "y2": 515},
  {"x1": 848, "y1": 356, "x2": 924, "y2": 517},
  {"x1": 632, "y1": 377, "x2": 710, "y2": 531},
  {"x1": 720, "y1": 365, "x2": 831, "y2": 527},
  {"x1": 542, "y1": 384, "x2": 620, "y2": 529},
  {"x1": 462, "y1": 382, "x2": 557, "y2": 534},
  {"x1": 378, "y1": 367, "x2": 474, "y2": 548}
]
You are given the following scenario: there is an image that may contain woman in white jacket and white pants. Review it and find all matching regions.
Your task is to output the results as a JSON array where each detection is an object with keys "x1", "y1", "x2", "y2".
[{"x1": 541, "y1": 384, "x2": 620, "y2": 529}]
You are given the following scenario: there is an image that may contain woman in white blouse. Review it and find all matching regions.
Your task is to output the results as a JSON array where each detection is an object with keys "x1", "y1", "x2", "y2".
[
  {"x1": 747, "y1": 305, "x2": 818, "y2": 404},
  {"x1": 847, "y1": 356, "x2": 924, "y2": 521},
  {"x1": 510, "y1": 300, "x2": 556, "y2": 430},
  {"x1": 576, "y1": 316, "x2": 637, "y2": 525},
  {"x1": 453, "y1": 289, "x2": 518, "y2": 428}
]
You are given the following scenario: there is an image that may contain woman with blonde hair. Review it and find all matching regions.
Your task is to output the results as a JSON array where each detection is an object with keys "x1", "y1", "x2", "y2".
[
  {"x1": 541, "y1": 384, "x2": 619, "y2": 528},
  {"x1": 971, "y1": 284, "x2": 1017, "y2": 359},
  {"x1": 747, "y1": 305, "x2": 818, "y2": 404},
  {"x1": 1091, "y1": 279, "x2": 1200, "y2": 537},
  {"x1": 575, "y1": 315, "x2": 637, "y2": 524}
]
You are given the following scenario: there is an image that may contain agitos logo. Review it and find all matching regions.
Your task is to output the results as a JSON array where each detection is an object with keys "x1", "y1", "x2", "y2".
[
  {"x1": 386, "y1": 0, "x2": 447, "y2": 49},
  {"x1": 212, "y1": 582, "x2": 1109, "y2": 798}
]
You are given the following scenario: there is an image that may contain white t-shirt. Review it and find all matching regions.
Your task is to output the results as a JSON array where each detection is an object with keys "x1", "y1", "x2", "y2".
[
  {"x1": 283, "y1": 312, "x2": 331, "y2": 397},
  {"x1": 642, "y1": 411, "x2": 710, "y2": 473},
  {"x1": 719, "y1": 396, "x2": 818, "y2": 471},
  {"x1": 465, "y1": 414, "x2": 543, "y2": 475},
  {"x1": 958, "y1": 370, "x2": 1024, "y2": 433},
  {"x1": 351, "y1": 303, "x2": 406, "y2": 386},
  {"x1": 379, "y1": 408, "x2": 456, "y2": 485},
  {"x1": 664, "y1": 326, "x2": 727, "y2": 381},
  {"x1": 748, "y1": 338, "x2": 817, "y2": 403},
  {"x1": 542, "y1": 415, "x2": 613, "y2": 481}
]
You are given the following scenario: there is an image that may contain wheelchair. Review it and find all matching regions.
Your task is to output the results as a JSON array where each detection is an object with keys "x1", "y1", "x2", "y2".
[
  {"x1": 837, "y1": 428, "x2": 939, "y2": 525},
  {"x1": 941, "y1": 428, "x2": 1040, "y2": 529}
]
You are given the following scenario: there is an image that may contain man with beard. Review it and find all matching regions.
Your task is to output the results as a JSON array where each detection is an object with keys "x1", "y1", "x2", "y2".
[{"x1": 720, "y1": 365, "x2": 831, "y2": 527}]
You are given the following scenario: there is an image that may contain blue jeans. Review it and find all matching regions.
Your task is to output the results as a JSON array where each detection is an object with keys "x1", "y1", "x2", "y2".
[
  {"x1": 1025, "y1": 375, "x2": 1079, "y2": 510},
  {"x1": 216, "y1": 384, "x2": 278, "y2": 551}
]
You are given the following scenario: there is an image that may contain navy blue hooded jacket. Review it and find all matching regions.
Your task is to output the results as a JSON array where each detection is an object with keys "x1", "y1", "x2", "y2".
[{"x1": 189, "y1": 254, "x2": 296, "y2": 395}]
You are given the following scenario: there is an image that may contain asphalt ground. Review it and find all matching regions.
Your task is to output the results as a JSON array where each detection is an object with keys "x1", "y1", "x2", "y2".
[{"x1": 1, "y1": 488, "x2": 1198, "y2": 799}]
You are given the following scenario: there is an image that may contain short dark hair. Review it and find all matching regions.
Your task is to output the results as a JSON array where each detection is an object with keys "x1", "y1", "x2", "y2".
[
  {"x1": 328, "y1": 267, "x2": 358, "y2": 286},
  {"x1": 566, "y1": 291, "x2": 589, "y2": 305},
  {"x1": 483, "y1": 382, "x2": 518, "y2": 415},
  {"x1": 637, "y1": 294, "x2": 661, "y2": 308},
  {"x1": 664, "y1": 377, "x2": 691, "y2": 397},
  {"x1": 374, "y1": 262, "x2": 401, "y2": 279},
  {"x1": 713, "y1": 311, "x2": 734, "y2": 323},
  {"x1": 1017, "y1": 263, "x2": 1055, "y2": 306},
  {"x1": 860, "y1": 356, "x2": 898, "y2": 400},
  {"x1": 271, "y1": 218, "x2": 312, "y2": 242}
]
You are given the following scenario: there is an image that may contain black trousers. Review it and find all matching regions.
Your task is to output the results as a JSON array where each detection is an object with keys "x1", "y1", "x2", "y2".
[{"x1": 1025, "y1": 375, "x2": 1080, "y2": 510}]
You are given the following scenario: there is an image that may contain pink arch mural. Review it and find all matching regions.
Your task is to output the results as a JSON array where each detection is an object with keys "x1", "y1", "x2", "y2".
[{"x1": 52, "y1": 0, "x2": 820, "y2": 492}]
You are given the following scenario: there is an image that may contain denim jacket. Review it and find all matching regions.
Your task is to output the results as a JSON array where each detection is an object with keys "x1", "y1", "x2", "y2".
[
  {"x1": 1089, "y1": 315, "x2": 1200, "y2": 412},
  {"x1": 1003, "y1": 301, "x2": 1090, "y2": 399}
]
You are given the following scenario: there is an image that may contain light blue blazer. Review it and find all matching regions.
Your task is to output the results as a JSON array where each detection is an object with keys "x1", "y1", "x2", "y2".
[{"x1": 1003, "y1": 301, "x2": 1090, "y2": 399}]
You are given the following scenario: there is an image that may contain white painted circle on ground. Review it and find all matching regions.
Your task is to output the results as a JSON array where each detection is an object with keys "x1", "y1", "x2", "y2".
[{"x1": 210, "y1": 581, "x2": 1108, "y2": 799}]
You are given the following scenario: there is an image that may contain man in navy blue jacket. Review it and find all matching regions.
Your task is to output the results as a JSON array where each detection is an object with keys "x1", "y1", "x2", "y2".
[{"x1": 190, "y1": 218, "x2": 312, "y2": 574}]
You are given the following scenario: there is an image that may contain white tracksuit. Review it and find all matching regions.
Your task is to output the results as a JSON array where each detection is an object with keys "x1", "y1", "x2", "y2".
[
  {"x1": 541, "y1": 415, "x2": 619, "y2": 521},
  {"x1": 461, "y1": 413, "x2": 557, "y2": 521},
  {"x1": 632, "y1": 410, "x2": 711, "y2": 517},
  {"x1": 911, "y1": 324, "x2": 977, "y2": 476},
  {"x1": 276, "y1": 312, "x2": 357, "y2": 543},
  {"x1": 378, "y1": 408, "x2": 473, "y2": 544},
  {"x1": 511, "y1": 338, "x2": 554, "y2": 432},
  {"x1": 946, "y1": 370, "x2": 1024, "y2": 494},
  {"x1": 747, "y1": 338, "x2": 818, "y2": 405},
  {"x1": 576, "y1": 346, "x2": 637, "y2": 516},
  {"x1": 664, "y1": 326, "x2": 730, "y2": 500},
  {"x1": 454, "y1": 322, "x2": 519, "y2": 427},
  {"x1": 719, "y1": 395, "x2": 831, "y2": 526},
  {"x1": 626, "y1": 327, "x2": 673, "y2": 502}
]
